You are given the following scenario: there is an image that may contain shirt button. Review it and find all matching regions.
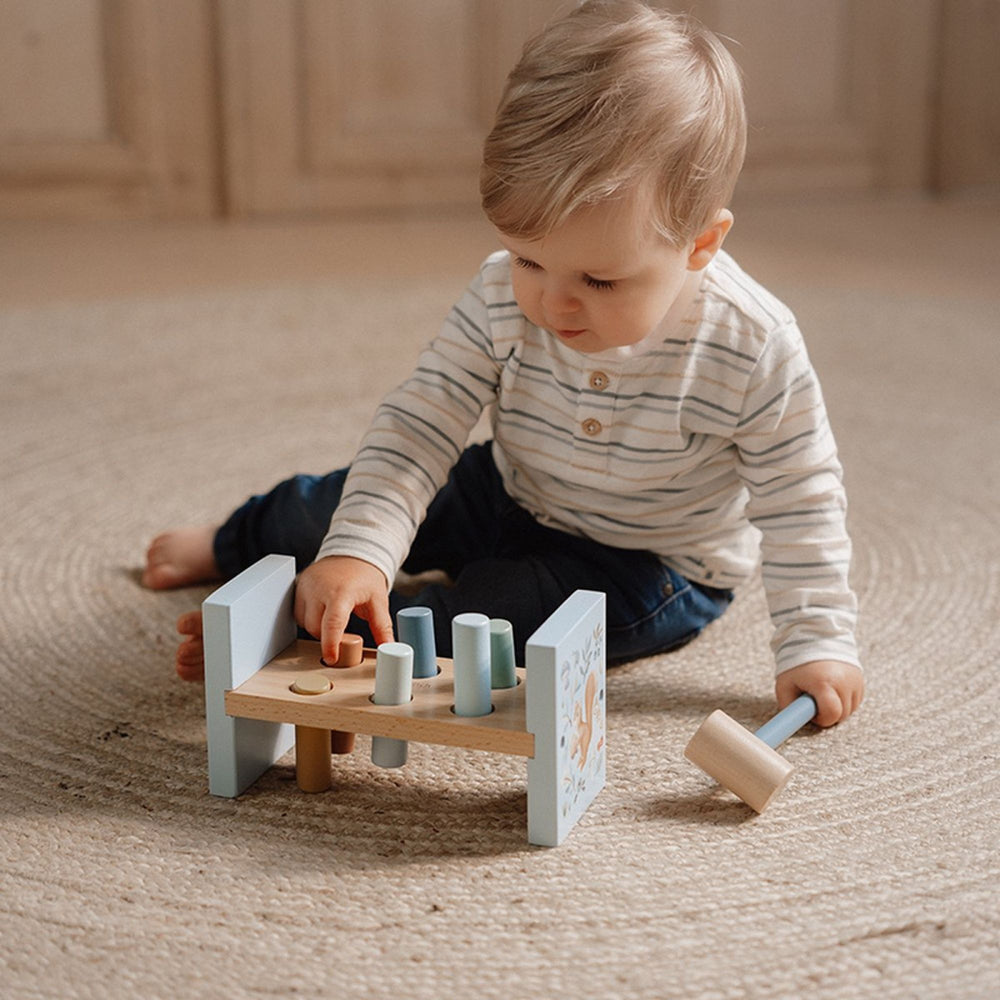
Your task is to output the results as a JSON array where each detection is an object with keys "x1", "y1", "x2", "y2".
[
  {"x1": 582, "y1": 418, "x2": 603, "y2": 436},
  {"x1": 589, "y1": 371, "x2": 610, "y2": 390}
]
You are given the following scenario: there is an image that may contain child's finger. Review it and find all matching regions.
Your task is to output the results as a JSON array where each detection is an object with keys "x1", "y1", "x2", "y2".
[
  {"x1": 809, "y1": 685, "x2": 845, "y2": 727},
  {"x1": 294, "y1": 595, "x2": 322, "y2": 647},
  {"x1": 320, "y1": 601, "x2": 353, "y2": 664},
  {"x1": 365, "y1": 597, "x2": 395, "y2": 648},
  {"x1": 774, "y1": 674, "x2": 802, "y2": 712},
  {"x1": 850, "y1": 684, "x2": 864, "y2": 716},
  {"x1": 292, "y1": 589, "x2": 313, "y2": 636}
]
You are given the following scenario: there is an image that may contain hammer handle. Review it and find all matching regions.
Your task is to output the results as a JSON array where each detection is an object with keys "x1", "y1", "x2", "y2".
[{"x1": 754, "y1": 694, "x2": 817, "y2": 749}]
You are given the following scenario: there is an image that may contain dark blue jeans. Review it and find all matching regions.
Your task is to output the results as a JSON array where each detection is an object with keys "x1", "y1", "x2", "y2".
[{"x1": 214, "y1": 442, "x2": 732, "y2": 664}]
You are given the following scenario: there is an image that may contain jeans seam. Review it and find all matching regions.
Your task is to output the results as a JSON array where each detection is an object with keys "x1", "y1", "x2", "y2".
[{"x1": 607, "y1": 579, "x2": 692, "y2": 635}]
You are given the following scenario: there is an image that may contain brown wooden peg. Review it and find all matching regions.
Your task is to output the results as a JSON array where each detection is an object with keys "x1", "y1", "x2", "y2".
[{"x1": 327, "y1": 633, "x2": 364, "y2": 754}]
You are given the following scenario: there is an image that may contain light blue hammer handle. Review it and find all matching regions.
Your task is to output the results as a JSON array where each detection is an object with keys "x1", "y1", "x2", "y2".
[{"x1": 754, "y1": 694, "x2": 817, "y2": 749}]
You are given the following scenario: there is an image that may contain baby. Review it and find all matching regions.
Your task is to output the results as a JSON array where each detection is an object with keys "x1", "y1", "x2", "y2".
[{"x1": 145, "y1": 0, "x2": 863, "y2": 727}]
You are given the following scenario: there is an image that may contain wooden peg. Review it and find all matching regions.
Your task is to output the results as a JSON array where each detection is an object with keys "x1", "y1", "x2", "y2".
[
  {"x1": 397, "y1": 607, "x2": 437, "y2": 678},
  {"x1": 489, "y1": 619, "x2": 517, "y2": 689},
  {"x1": 452, "y1": 613, "x2": 491, "y2": 717},
  {"x1": 371, "y1": 642, "x2": 414, "y2": 768},
  {"x1": 327, "y1": 633, "x2": 364, "y2": 755}
]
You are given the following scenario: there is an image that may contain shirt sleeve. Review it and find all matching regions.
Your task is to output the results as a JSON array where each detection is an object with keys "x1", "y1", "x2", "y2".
[
  {"x1": 733, "y1": 322, "x2": 861, "y2": 674},
  {"x1": 315, "y1": 270, "x2": 502, "y2": 586}
]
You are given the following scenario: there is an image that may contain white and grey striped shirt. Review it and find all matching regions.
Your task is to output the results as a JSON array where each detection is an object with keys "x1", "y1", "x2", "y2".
[{"x1": 319, "y1": 249, "x2": 859, "y2": 674}]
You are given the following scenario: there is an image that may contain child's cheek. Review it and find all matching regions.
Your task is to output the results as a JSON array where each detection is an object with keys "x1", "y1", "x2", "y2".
[{"x1": 511, "y1": 273, "x2": 541, "y2": 327}]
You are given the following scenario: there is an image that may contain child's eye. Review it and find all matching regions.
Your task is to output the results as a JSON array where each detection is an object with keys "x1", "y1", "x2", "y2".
[
  {"x1": 584, "y1": 275, "x2": 617, "y2": 291},
  {"x1": 514, "y1": 256, "x2": 541, "y2": 271}
]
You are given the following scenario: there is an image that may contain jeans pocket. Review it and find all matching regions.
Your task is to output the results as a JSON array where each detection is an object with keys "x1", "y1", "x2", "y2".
[
  {"x1": 657, "y1": 565, "x2": 691, "y2": 603},
  {"x1": 606, "y1": 563, "x2": 727, "y2": 663},
  {"x1": 607, "y1": 562, "x2": 689, "y2": 633}
]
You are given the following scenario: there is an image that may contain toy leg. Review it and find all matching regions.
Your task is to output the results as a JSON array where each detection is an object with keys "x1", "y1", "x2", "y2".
[{"x1": 295, "y1": 726, "x2": 333, "y2": 792}]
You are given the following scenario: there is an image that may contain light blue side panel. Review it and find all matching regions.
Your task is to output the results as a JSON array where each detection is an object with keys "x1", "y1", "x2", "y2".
[
  {"x1": 202, "y1": 555, "x2": 298, "y2": 797},
  {"x1": 525, "y1": 590, "x2": 606, "y2": 847}
]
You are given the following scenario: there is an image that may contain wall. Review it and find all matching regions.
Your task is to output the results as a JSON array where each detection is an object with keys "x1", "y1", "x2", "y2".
[{"x1": 0, "y1": 0, "x2": 995, "y2": 221}]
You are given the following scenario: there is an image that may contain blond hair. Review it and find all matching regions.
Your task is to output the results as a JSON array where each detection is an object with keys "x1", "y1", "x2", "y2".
[{"x1": 481, "y1": 0, "x2": 746, "y2": 247}]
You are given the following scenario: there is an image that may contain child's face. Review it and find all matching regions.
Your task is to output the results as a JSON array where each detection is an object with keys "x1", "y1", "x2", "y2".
[{"x1": 497, "y1": 196, "x2": 713, "y2": 354}]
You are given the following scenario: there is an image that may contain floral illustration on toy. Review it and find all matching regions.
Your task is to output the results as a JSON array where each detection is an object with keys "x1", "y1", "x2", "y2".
[{"x1": 558, "y1": 624, "x2": 606, "y2": 817}]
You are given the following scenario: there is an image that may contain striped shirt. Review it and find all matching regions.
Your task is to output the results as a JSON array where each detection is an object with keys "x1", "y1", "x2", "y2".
[{"x1": 318, "y1": 249, "x2": 860, "y2": 674}]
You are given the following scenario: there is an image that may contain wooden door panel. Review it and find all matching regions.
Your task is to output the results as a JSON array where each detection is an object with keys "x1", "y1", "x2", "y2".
[
  {"x1": 694, "y1": 0, "x2": 937, "y2": 192},
  {"x1": 0, "y1": 0, "x2": 218, "y2": 219},
  {"x1": 219, "y1": 0, "x2": 567, "y2": 216}
]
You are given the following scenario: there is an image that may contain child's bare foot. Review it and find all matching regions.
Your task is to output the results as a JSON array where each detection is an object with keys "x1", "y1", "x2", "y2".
[
  {"x1": 142, "y1": 526, "x2": 220, "y2": 590},
  {"x1": 176, "y1": 610, "x2": 205, "y2": 682}
]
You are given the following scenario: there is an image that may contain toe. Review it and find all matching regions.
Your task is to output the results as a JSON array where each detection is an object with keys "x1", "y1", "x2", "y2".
[
  {"x1": 176, "y1": 610, "x2": 204, "y2": 637},
  {"x1": 176, "y1": 657, "x2": 205, "y2": 682},
  {"x1": 176, "y1": 637, "x2": 204, "y2": 665},
  {"x1": 176, "y1": 635, "x2": 205, "y2": 681},
  {"x1": 142, "y1": 563, "x2": 183, "y2": 590}
]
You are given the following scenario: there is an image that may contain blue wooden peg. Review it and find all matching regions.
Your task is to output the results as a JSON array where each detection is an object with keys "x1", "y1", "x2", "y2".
[
  {"x1": 489, "y1": 619, "x2": 517, "y2": 689},
  {"x1": 397, "y1": 606, "x2": 437, "y2": 679}
]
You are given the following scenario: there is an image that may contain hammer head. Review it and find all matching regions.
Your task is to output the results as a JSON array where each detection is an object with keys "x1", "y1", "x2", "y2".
[{"x1": 684, "y1": 709, "x2": 794, "y2": 813}]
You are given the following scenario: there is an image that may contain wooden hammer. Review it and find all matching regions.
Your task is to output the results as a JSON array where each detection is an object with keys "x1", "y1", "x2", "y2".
[{"x1": 684, "y1": 694, "x2": 817, "y2": 813}]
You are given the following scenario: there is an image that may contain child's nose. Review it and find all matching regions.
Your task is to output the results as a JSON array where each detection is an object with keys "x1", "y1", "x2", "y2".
[{"x1": 542, "y1": 281, "x2": 580, "y2": 315}]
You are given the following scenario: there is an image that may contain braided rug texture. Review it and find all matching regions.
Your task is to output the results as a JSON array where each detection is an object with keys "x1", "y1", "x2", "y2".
[{"x1": 1, "y1": 271, "x2": 998, "y2": 999}]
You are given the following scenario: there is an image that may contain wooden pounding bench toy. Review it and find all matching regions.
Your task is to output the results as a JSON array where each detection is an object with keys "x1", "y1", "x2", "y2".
[{"x1": 202, "y1": 555, "x2": 607, "y2": 847}]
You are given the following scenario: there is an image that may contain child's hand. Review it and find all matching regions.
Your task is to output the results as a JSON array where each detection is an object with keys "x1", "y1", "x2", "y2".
[
  {"x1": 294, "y1": 555, "x2": 395, "y2": 663},
  {"x1": 775, "y1": 660, "x2": 864, "y2": 727}
]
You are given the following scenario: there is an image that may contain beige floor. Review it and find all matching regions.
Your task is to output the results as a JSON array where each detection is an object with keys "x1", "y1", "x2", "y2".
[
  {"x1": 4, "y1": 188, "x2": 999, "y2": 1000},
  {"x1": 1, "y1": 192, "x2": 997, "y2": 307}
]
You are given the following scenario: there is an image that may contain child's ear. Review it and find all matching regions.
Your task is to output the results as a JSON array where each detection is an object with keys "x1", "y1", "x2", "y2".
[{"x1": 687, "y1": 210, "x2": 734, "y2": 271}]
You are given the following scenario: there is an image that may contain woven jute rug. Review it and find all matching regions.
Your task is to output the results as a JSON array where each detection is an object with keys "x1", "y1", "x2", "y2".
[{"x1": 2, "y1": 251, "x2": 998, "y2": 998}]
